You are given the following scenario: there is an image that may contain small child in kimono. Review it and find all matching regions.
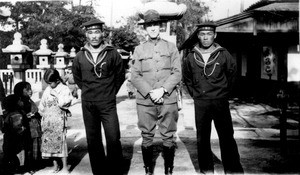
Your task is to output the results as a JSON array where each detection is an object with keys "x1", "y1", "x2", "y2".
[{"x1": 38, "y1": 68, "x2": 73, "y2": 173}]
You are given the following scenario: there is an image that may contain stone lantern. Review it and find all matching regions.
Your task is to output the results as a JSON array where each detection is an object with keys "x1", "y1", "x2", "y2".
[
  {"x1": 138, "y1": 0, "x2": 187, "y2": 44},
  {"x1": 54, "y1": 43, "x2": 69, "y2": 76},
  {"x1": 33, "y1": 39, "x2": 53, "y2": 90},
  {"x1": 33, "y1": 39, "x2": 53, "y2": 69},
  {"x1": 2, "y1": 32, "x2": 33, "y2": 83},
  {"x1": 68, "y1": 47, "x2": 76, "y2": 67}
]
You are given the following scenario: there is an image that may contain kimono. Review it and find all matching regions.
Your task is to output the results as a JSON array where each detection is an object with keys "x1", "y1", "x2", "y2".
[{"x1": 38, "y1": 82, "x2": 72, "y2": 158}]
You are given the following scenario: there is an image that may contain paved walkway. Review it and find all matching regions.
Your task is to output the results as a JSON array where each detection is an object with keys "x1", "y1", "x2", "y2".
[{"x1": 1, "y1": 81, "x2": 299, "y2": 175}]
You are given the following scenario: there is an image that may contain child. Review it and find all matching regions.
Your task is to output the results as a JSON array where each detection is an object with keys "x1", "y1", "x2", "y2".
[
  {"x1": 38, "y1": 68, "x2": 73, "y2": 173},
  {"x1": 14, "y1": 81, "x2": 42, "y2": 173},
  {"x1": 2, "y1": 94, "x2": 26, "y2": 174}
]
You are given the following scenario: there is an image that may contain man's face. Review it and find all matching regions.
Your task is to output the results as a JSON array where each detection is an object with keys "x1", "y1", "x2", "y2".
[
  {"x1": 145, "y1": 22, "x2": 160, "y2": 39},
  {"x1": 198, "y1": 30, "x2": 217, "y2": 49},
  {"x1": 86, "y1": 29, "x2": 103, "y2": 47}
]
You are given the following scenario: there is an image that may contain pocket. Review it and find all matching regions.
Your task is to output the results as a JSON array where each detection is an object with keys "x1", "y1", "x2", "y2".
[
  {"x1": 210, "y1": 62, "x2": 222, "y2": 77},
  {"x1": 140, "y1": 57, "x2": 153, "y2": 73},
  {"x1": 160, "y1": 50, "x2": 171, "y2": 70},
  {"x1": 94, "y1": 62, "x2": 110, "y2": 78}
]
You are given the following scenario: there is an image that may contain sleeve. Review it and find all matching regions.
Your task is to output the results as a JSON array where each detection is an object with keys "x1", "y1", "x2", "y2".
[
  {"x1": 114, "y1": 51, "x2": 126, "y2": 94},
  {"x1": 72, "y1": 54, "x2": 82, "y2": 89},
  {"x1": 57, "y1": 85, "x2": 73, "y2": 109},
  {"x1": 224, "y1": 50, "x2": 237, "y2": 91},
  {"x1": 11, "y1": 113, "x2": 25, "y2": 134},
  {"x1": 161, "y1": 42, "x2": 182, "y2": 94},
  {"x1": 38, "y1": 87, "x2": 48, "y2": 115},
  {"x1": 182, "y1": 55, "x2": 194, "y2": 98},
  {"x1": 30, "y1": 99, "x2": 38, "y2": 113},
  {"x1": 130, "y1": 46, "x2": 153, "y2": 98},
  {"x1": 62, "y1": 74, "x2": 69, "y2": 84}
]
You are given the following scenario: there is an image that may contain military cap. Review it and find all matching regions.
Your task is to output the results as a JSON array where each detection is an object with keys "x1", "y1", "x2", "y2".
[
  {"x1": 81, "y1": 19, "x2": 104, "y2": 30},
  {"x1": 196, "y1": 21, "x2": 217, "y2": 31},
  {"x1": 138, "y1": 10, "x2": 167, "y2": 25}
]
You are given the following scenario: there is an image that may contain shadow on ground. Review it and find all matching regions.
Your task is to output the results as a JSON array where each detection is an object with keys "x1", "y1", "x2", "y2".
[
  {"x1": 178, "y1": 128, "x2": 300, "y2": 174},
  {"x1": 67, "y1": 135, "x2": 88, "y2": 173}
]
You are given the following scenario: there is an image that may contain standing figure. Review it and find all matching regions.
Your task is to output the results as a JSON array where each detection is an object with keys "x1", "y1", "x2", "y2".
[
  {"x1": 72, "y1": 19, "x2": 125, "y2": 175},
  {"x1": 131, "y1": 10, "x2": 182, "y2": 175},
  {"x1": 14, "y1": 81, "x2": 42, "y2": 173},
  {"x1": 38, "y1": 68, "x2": 73, "y2": 173},
  {"x1": 2, "y1": 94, "x2": 26, "y2": 174},
  {"x1": 182, "y1": 21, "x2": 244, "y2": 174}
]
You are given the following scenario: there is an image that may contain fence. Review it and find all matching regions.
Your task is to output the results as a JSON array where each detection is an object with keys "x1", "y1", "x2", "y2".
[
  {"x1": 25, "y1": 69, "x2": 44, "y2": 92},
  {"x1": 0, "y1": 69, "x2": 44, "y2": 95},
  {"x1": 0, "y1": 69, "x2": 14, "y2": 94}
]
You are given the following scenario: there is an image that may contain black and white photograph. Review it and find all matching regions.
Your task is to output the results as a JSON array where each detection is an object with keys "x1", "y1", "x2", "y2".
[{"x1": 0, "y1": 0, "x2": 299, "y2": 174}]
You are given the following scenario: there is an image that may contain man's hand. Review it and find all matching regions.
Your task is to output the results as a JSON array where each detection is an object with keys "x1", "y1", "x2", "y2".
[{"x1": 149, "y1": 87, "x2": 165, "y2": 103}]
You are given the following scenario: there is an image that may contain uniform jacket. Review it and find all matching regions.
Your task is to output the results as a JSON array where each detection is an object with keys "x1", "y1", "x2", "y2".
[
  {"x1": 72, "y1": 44, "x2": 125, "y2": 102},
  {"x1": 183, "y1": 43, "x2": 236, "y2": 100},
  {"x1": 131, "y1": 38, "x2": 182, "y2": 105}
]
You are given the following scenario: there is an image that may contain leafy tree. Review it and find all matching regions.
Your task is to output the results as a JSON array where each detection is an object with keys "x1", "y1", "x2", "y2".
[
  {"x1": 122, "y1": 0, "x2": 211, "y2": 49},
  {"x1": 0, "y1": 1, "x2": 97, "y2": 68},
  {"x1": 175, "y1": 0, "x2": 212, "y2": 48},
  {"x1": 125, "y1": 14, "x2": 147, "y2": 43},
  {"x1": 0, "y1": 1, "x2": 96, "y2": 52},
  {"x1": 111, "y1": 26, "x2": 140, "y2": 53}
]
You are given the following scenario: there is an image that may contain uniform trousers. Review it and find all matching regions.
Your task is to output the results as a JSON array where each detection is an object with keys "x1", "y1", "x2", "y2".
[
  {"x1": 194, "y1": 98, "x2": 243, "y2": 174},
  {"x1": 82, "y1": 100, "x2": 123, "y2": 175},
  {"x1": 137, "y1": 103, "x2": 178, "y2": 148}
]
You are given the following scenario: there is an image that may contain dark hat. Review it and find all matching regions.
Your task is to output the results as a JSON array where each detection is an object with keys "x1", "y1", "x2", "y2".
[
  {"x1": 81, "y1": 19, "x2": 105, "y2": 30},
  {"x1": 196, "y1": 21, "x2": 217, "y2": 31},
  {"x1": 138, "y1": 10, "x2": 167, "y2": 25}
]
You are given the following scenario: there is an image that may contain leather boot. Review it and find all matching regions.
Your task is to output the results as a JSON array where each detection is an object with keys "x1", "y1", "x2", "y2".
[
  {"x1": 163, "y1": 146, "x2": 175, "y2": 175},
  {"x1": 142, "y1": 146, "x2": 154, "y2": 175}
]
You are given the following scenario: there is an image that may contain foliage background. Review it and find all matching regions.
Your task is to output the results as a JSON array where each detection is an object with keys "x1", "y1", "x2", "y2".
[{"x1": 0, "y1": 0, "x2": 211, "y2": 68}]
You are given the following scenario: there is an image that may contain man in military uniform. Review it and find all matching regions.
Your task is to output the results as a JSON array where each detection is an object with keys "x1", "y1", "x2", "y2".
[
  {"x1": 72, "y1": 19, "x2": 125, "y2": 175},
  {"x1": 131, "y1": 10, "x2": 182, "y2": 175}
]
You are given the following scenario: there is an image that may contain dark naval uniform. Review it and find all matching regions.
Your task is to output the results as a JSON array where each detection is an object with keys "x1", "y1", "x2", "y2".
[{"x1": 72, "y1": 19, "x2": 125, "y2": 175}]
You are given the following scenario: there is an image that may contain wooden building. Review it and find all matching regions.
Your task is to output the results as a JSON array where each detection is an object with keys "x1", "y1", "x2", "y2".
[{"x1": 179, "y1": 0, "x2": 299, "y2": 102}]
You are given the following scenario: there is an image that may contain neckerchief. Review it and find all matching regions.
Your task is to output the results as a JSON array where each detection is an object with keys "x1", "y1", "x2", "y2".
[
  {"x1": 83, "y1": 44, "x2": 109, "y2": 78},
  {"x1": 193, "y1": 44, "x2": 221, "y2": 77}
]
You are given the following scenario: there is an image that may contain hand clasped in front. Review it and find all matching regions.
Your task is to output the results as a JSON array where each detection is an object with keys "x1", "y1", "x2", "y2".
[{"x1": 150, "y1": 87, "x2": 165, "y2": 104}]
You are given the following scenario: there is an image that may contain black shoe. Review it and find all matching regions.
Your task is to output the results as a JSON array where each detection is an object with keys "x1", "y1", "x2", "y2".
[
  {"x1": 163, "y1": 146, "x2": 175, "y2": 175},
  {"x1": 144, "y1": 166, "x2": 154, "y2": 175},
  {"x1": 142, "y1": 146, "x2": 154, "y2": 175}
]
